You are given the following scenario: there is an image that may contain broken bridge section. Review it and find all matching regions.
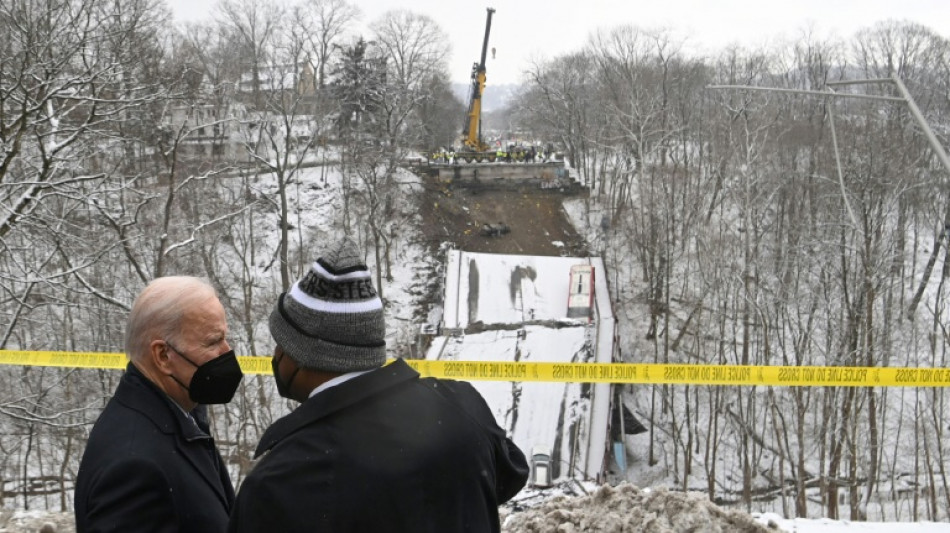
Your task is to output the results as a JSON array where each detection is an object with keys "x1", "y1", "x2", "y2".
[{"x1": 427, "y1": 250, "x2": 614, "y2": 483}]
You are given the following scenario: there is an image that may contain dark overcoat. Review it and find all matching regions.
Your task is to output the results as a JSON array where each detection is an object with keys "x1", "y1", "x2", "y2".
[
  {"x1": 75, "y1": 363, "x2": 235, "y2": 533},
  {"x1": 228, "y1": 359, "x2": 529, "y2": 533}
]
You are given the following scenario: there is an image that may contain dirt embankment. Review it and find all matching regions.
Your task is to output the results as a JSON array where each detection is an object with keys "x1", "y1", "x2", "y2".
[{"x1": 416, "y1": 173, "x2": 589, "y2": 258}]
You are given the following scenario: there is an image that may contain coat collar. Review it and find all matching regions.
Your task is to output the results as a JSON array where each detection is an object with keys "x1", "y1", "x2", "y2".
[
  {"x1": 114, "y1": 363, "x2": 212, "y2": 442},
  {"x1": 114, "y1": 363, "x2": 232, "y2": 506},
  {"x1": 255, "y1": 358, "x2": 419, "y2": 458}
]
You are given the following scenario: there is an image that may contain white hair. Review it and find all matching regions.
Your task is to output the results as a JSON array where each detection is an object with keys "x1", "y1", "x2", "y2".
[{"x1": 125, "y1": 276, "x2": 217, "y2": 362}]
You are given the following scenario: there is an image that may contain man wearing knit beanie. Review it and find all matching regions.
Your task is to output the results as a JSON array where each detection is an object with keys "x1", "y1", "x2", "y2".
[
  {"x1": 269, "y1": 237, "x2": 387, "y2": 380},
  {"x1": 229, "y1": 237, "x2": 529, "y2": 533}
]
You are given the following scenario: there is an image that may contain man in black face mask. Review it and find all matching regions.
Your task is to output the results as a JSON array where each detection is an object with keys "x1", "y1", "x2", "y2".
[
  {"x1": 228, "y1": 238, "x2": 528, "y2": 533},
  {"x1": 76, "y1": 276, "x2": 243, "y2": 533}
]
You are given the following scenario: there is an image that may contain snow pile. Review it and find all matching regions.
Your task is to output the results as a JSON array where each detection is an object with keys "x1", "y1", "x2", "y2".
[
  {"x1": 0, "y1": 510, "x2": 70, "y2": 533},
  {"x1": 502, "y1": 483, "x2": 781, "y2": 533}
]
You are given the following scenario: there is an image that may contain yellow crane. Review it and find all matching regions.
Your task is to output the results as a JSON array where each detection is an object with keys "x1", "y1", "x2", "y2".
[{"x1": 459, "y1": 7, "x2": 496, "y2": 162}]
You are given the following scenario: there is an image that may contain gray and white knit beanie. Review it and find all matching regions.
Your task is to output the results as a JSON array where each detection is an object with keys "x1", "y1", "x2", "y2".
[{"x1": 268, "y1": 238, "x2": 386, "y2": 372}]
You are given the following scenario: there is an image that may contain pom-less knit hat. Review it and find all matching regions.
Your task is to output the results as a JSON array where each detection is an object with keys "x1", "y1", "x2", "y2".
[{"x1": 268, "y1": 238, "x2": 386, "y2": 372}]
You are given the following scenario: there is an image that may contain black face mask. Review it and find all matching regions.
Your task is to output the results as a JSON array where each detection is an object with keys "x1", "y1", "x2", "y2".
[
  {"x1": 272, "y1": 350, "x2": 300, "y2": 400},
  {"x1": 167, "y1": 343, "x2": 244, "y2": 404}
]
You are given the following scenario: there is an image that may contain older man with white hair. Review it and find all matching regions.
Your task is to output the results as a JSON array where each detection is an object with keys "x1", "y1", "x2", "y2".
[{"x1": 75, "y1": 276, "x2": 243, "y2": 533}]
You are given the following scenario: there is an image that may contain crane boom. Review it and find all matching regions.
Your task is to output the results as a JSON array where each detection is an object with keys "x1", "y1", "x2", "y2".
[{"x1": 462, "y1": 7, "x2": 495, "y2": 152}]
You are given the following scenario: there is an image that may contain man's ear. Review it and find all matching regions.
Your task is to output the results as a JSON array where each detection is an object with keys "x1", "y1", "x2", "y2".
[{"x1": 149, "y1": 339, "x2": 173, "y2": 375}]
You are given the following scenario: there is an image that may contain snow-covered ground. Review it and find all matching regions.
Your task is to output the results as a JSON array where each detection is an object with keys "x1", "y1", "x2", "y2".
[
  {"x1": 764, "y1": 517, "x2": 950, "y2": 532},
  {"x1": 501, "y1": 483, "x2": 950, "y2": 532},
  {"x1": 6, "y1": 488, "x2": 950, "y2": 533}
]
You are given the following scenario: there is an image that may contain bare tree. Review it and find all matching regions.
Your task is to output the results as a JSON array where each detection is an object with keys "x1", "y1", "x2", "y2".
[
  {"x1": 370, "y1": 10, "x2": 451, "y2": 150},
  {"x1": 216, "y1": 0, "x2": 284, "y2": 110},
  {"x1": 515, "y1": 53, "x2": 598, "y2": 189},
  {"x1": 297, "y1": 0, "x2": 360, "y2": 89}
]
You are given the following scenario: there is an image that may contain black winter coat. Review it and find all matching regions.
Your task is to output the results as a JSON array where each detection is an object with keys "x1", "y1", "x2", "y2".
[
  {"x1": 75, "y1": 364, "x2": 235, "y2": 533},
  {"x1": 228, "y1": 359, "x2": 528, "y2": 533}
]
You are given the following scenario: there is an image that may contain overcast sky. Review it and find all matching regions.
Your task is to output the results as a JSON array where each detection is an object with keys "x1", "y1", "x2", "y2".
[{"x1": 166, "y1": 0, "x2": 950, "y2": 86}]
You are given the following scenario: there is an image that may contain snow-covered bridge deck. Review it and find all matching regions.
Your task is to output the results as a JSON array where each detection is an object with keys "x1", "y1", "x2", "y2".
[{"x1": 427, "y1": 250, "x2": 614, "y2": 482}]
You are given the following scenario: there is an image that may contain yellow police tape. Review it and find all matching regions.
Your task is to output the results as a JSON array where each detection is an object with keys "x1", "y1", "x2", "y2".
[{"x1": 1, "y1": 350, "x2": 949, "y2": 387}]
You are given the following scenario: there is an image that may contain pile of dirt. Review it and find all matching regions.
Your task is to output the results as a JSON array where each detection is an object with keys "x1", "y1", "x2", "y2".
[
  {"x1": 501, "y1": 483, "x2": 783, "y2": 533},
  {"x1": 0, "y1": 510, "x2": 72, "y2": 533}
]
